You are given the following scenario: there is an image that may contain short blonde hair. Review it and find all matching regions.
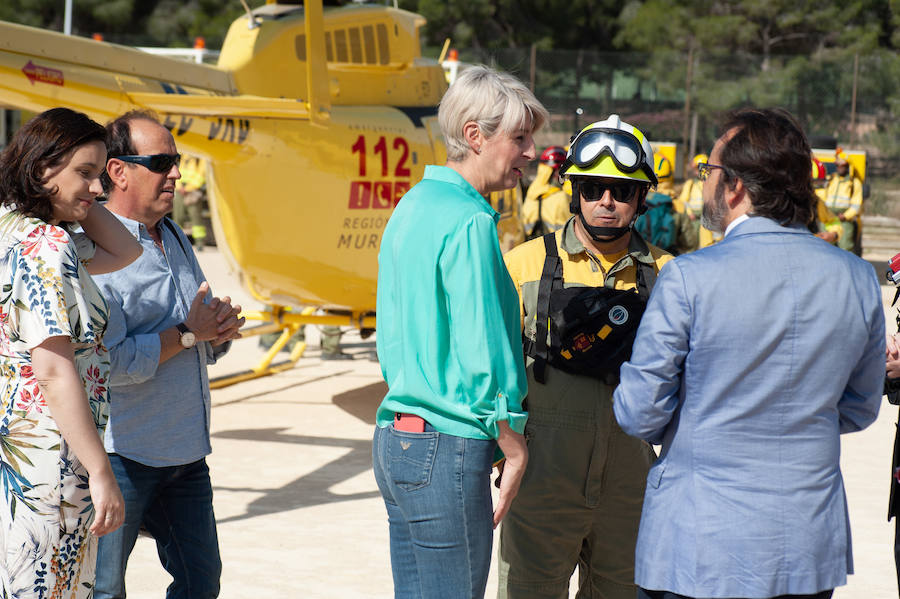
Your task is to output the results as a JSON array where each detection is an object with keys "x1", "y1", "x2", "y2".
[{"x1": 439, "y1": 65, "x2": 549, "y2": 162}]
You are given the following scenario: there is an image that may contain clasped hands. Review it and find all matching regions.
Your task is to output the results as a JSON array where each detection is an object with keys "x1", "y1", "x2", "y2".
[
  {"x1": 886, "y1": 333, "x2": 900, "y2": 379},
  {"x1": 183, "y1": 281, "x2": 245, "y2": 346}
]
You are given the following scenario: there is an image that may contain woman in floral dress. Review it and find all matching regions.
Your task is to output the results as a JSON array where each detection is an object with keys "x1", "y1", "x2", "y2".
[{"x1": 0, "y1": 108, "x2": 142, "y2": 598}]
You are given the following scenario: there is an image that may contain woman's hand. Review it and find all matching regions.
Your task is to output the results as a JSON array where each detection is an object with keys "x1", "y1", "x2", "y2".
[
  {"x1": 88, "y1": 467, "x2": 125, "y2": 537},
  {"x1": 32, "y1": 337, "x2": 127, "y2": 536},
  {"x1": 493, "y1": 420, "x2": 528, "y2": 528}
]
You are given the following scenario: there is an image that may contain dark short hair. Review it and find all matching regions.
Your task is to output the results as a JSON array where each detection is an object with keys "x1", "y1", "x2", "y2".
[
  {"x1": 100, "y1": 109, "x2": 161, "y2": 193},
  {"x1": 0, "y1": 107, "x2": 106, "y2": 222},
  {"x1": 717, "y1": 108, "x2": 815, "y2": 227}
]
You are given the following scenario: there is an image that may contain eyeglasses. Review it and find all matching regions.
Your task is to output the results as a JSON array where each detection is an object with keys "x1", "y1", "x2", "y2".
[
  {"x1": 697, "y1": 161, "x2": 728, "y2": 182},
  {"x1": 114, "y1": 153, "x2": 181, "y2": 173},
  {"x1": 561, "y1": 127, "x2": 656, "y2": 183},
  {"x1": 578, "y1": 179, "x2": 646, "y2": 203}
]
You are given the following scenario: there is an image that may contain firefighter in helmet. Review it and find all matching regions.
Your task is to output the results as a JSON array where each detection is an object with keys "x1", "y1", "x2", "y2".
[
  {"x1": 173, "y1": 155, "x2": 208, "y2": 250},
  {"x1": 498, "y1": 115, "x2": 673, "y2": 599},
  {"x1": 823, "y1": 148, "x2": 863, "y2": 254},
  {"x1": 676, "y1": 153, "x2": 707, "y2": 220},
  {"x1": 634, "y1": 152, "x2": 697, "y2": 254},
  {"x1": 521, "y1": 145, "x2": 571, "y2": 239},
  {"x1": 812, "y1": 157, "x2": 841, "y2": 246}
]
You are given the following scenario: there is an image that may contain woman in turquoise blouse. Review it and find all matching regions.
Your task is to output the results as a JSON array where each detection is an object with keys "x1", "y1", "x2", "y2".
[{"x1": 373, "y1": 65, "x2": 548, "y2": 598}]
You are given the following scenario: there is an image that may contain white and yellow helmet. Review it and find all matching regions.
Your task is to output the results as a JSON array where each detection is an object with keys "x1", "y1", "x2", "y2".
[{"x1": 559, "y1": 115, "x2": 658, "y2": 187}]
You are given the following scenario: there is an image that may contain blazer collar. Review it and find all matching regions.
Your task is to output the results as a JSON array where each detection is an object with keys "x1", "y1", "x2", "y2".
[{"x1": 728, "y1": 215, "x2": 808, "y2": 238}]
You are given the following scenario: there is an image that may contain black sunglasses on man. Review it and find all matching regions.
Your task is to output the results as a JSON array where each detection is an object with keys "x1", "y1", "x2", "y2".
[{"x1": 113, "y1": 153, "x2": 181, "y2": 173}]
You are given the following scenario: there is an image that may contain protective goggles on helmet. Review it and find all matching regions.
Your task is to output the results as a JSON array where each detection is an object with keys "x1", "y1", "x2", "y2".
[
  {"x1": 561, "y1": 128, "x2": 655, "y2": 182},
  {"x1": 578, "y1": 179, "x2": 647, "y2": 204},
  {"x1": 114, "y1": 153, "x2": 181, "y2": 173}
]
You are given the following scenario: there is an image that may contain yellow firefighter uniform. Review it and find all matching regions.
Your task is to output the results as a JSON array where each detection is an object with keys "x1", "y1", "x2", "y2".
[
  {"x1": 814, "y1": 191, "x2": 842, "y2": 245},
  {"x1": 674, "y1": 178, "x2": 726, "y2": 250},
  {"x1": 823, "y1": 170, "x2": 863, "y2": 253},
  {"x1": 497, "y1": 218, "x2": 671, "y2": 599},
  {"x1": 522, "y1": 162, "x2": 572, "y2": 238},
  {"x1": 175, "y1": 156, "x2": 208, "y2": 248},
  {"x1": 676, "y1": 177, "x2": 703, "y2": 216}
]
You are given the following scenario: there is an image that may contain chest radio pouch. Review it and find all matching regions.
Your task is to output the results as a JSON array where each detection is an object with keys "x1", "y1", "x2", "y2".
[{"x1": 526, "y1": 232, "x2": 655, "y2": 386}]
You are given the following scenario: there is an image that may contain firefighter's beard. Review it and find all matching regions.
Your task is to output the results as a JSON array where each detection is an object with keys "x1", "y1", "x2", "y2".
[{"x1": 701, "y1": 179, "x2": 729, "y2": 234}]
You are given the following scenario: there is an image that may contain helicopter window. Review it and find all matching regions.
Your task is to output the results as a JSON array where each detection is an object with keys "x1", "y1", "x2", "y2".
[
  {"x1": 325, "y1": 31, "x2": 334, "y2": 62},
  {"x1": 334, "y1": 29, "x2": 348, "y2": 62},
  {"x1": 349, "y1": 27, "x2": 363, "y2": 63},
  {"x1": 294, "y1": 34, "x2": 306, "y2": 61},
  {"x1": 377, "y1": 24, "x2": 389, "y2": 65},
  {"x1": 322, "y1": 26, "x2": 388, "y2": 65},
  {"x1": 363, "y1": 25, "x2": 376, "y2": 64}
]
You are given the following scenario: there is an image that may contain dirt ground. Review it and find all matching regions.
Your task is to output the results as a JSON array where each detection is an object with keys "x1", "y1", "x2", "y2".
[{"x1": 115, "y1": 248, "x2": 899, "y2": 599}]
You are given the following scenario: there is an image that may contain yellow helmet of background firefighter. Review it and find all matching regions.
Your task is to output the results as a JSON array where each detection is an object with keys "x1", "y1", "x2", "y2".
[
  {"x1": 692, "y1": 153, "x2": 708, "y2": 167},
  {"x1": 559, "y1": 114, "x2": 657, "y2": 186},
  {"x1": 654, "y1": 152, "x2": 673, "y2": 183}
]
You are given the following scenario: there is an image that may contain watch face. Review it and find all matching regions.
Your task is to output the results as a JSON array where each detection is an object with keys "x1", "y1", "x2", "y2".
[{"x1": 181, "y1": 331, "x2": 197, "y2": 348}]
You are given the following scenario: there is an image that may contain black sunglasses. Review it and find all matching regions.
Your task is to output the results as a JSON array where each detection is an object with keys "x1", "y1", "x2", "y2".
[
  {"x1": 578, "y1": 180, "x2": 647, "y2": 203},
  {"x1": 114, "y1": 153, "x2": 181, "y2": 173}
]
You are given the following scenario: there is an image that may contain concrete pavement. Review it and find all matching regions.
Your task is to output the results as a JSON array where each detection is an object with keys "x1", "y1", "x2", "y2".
[{"x1": 117, "y1": 248, "x2": 899, "y2": 598}]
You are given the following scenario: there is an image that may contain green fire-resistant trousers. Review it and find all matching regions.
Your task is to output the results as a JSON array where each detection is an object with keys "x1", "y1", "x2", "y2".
[{"x1": 497, "y1": 364, "x2": 656, "y2": 599}]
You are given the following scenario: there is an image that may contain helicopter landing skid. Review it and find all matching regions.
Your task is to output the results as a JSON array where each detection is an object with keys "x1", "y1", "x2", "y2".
[{"x1": 209, "y1": 305, "x2": 375, "y2": 389}]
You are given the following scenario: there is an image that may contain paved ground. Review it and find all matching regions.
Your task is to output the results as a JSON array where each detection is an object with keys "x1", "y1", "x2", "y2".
[{"x1": 117, "y1": 248, "x2": 899, "y2": 599}]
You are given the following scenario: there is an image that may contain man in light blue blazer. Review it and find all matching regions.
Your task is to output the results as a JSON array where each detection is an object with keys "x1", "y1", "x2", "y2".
[{"x1": 613, "y1": 108, "x2": 885, "y2": 599}]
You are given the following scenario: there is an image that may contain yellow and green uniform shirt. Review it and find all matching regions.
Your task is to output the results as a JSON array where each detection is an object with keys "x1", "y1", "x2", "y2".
[
  {"x1": 676, "y1": 178, "x2": 704, "y2": 216},
  {"x1": 522, "y1": 163, "x2": 571, "y2": 236},
  {"x1": 823, "y1": 173, "x2": 863, "y2": 220},
  {"x1": 504, "y1": 217, "x2": 672, "y2": 356}
]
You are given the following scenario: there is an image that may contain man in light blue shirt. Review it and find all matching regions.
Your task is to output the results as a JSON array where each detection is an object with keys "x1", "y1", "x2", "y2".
[
  {"x1": 614, "y1": 108, "x2": 884, "y2": 599},
  {"x1": 93, "y1": 112, "x2": 243, "y2": 599}
]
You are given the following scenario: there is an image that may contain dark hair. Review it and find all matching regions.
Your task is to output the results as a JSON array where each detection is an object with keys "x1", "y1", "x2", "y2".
[
  {"x1": 0, "y1": 107, "x2": 106, "y2": 222},
  {"x1": 100, "y1": 109, "x2": 161, "y2": 193},
  {"x1": 717, "y1": 107, "x2": 815, "y2": 227}
]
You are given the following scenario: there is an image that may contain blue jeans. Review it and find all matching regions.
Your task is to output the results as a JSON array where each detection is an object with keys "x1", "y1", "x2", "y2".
[
  {"x1": 373, "y1": 424, "x2": 497, "y2": 599},
  {"x1": 95, "y1": 455, "x2": 221, "y2": 599}
]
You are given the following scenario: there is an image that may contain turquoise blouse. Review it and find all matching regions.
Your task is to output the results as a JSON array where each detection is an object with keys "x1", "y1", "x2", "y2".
[{"x1": 375, "y1": 165, "x2": 528, "y2": 439}]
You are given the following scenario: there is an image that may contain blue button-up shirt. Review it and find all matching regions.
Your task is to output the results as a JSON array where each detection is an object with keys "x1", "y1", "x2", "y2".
[
  {"x1": 375, "y1": 165, "x2": 528, "y2": 439},
  {"x1": 93, "y1": 215, "x2": 227, "y2": 467}
]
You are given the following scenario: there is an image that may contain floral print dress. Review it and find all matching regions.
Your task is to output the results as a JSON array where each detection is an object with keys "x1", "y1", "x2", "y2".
[{"x1": 0, "y1": 207, "x2": 109, "y2": 599}]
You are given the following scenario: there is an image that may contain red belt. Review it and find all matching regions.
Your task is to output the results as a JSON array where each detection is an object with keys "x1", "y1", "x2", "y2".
[{"x1": 394, "y1": 412, "x2": 426, "y2": 433}]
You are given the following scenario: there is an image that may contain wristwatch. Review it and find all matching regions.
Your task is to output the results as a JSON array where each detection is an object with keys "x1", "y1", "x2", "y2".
[{"x1": 176, "y1": 322, "x2": 197, "y2": 349}]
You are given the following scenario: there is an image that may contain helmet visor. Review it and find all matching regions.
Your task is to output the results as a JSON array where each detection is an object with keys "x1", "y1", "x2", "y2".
[{"x1": 569, "y1": 128, "x2": 645, "y2": 172}]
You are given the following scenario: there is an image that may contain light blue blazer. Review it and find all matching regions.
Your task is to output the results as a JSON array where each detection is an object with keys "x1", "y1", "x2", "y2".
[{"x1": 614, "y1": 216, "x2": 885, "y2": 598}]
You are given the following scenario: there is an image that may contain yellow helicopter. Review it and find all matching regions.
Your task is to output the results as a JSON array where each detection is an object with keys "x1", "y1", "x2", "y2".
[{"x1": 0, "y1": 0, "x2": 524, "y2": 385}]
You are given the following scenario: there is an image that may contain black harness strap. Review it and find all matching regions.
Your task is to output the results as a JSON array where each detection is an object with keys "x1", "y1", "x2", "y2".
[
  {"x1": 635, "y1": 258, "x2": 656, "y2": 301},
  {"x1": 529, "y1": 233, "x2": 657, "y2": 384},
  {"x1": 532, "y1": 233, "x2": 561, "y2": 383},
  {"x1": 535, "y1": 190, "x2": 544, "y2": 238}
]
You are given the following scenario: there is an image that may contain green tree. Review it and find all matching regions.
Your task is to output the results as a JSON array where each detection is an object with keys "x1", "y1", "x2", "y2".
[
  {"x1": 616, "y1": 0, "x2": 895, "y2": 148},
  {"x1": 0, "y1": 0, "x2": 244, "y2": 48},
  {"x1": 398, "y1": 0, "x2": 627, "y2": 51}
]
